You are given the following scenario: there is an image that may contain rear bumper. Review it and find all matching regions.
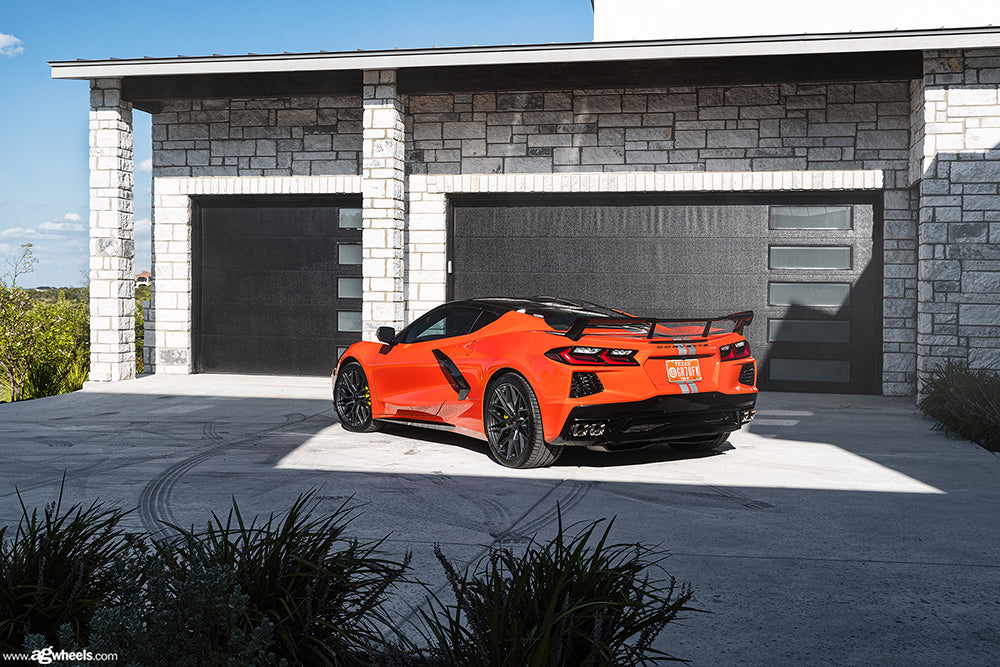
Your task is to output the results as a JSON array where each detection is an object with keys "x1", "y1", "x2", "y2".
[{"x1": 551, "y1": 392, "x2": 757, "y2": 450}]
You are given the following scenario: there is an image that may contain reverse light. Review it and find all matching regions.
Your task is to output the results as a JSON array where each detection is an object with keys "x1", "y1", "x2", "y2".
[
  {"x1": 719, "y1": 340, "x2": 751, "y2": 361},
  {"x1": 546, "y1": 347, "x2": 639, "y2": 366}
]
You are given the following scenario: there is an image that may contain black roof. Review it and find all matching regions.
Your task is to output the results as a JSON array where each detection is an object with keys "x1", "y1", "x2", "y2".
[{"x1": 455, "y1": 296, "x2": 621, "y2": 318}]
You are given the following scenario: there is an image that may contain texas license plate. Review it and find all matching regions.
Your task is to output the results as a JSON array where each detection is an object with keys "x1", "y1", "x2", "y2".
[{"x1": 665, "y1": 359, "x2": 702, "y2": 383}]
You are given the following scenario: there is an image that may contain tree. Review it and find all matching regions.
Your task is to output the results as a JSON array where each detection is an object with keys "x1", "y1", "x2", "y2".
[{"x1": 0, "y1": 245, "x2": 89, "y2": 401}]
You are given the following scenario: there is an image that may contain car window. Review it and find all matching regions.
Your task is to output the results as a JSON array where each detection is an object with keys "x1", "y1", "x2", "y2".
[{"x1": 403, "y1": 306, "x2": 489, "y2": 344}]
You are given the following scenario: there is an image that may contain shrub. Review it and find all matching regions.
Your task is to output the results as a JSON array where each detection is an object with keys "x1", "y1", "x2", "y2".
[
  {"x1": 0, "y1": 479, "x2": 132, "y2": 652},
  {"x1": 0, "y1": 288, "x2": 89, "y2": 402},
  {"x1": 416, "y1": 513, "x2": 696, "y2": 666},
  {"x1": 162, "y1": 491, "x2": 411, "y2": 665},
  {"x1": 918, "y1": 361, "x2": 1000, "y2": 452},
  {"x1": 58, "y1": 542, "x2": 283, "y2": 666}
]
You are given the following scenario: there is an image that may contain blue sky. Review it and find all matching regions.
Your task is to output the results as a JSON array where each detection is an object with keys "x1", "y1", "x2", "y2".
[{"x1": 0, "y1": 0, "x2": 593, "y2": 287}]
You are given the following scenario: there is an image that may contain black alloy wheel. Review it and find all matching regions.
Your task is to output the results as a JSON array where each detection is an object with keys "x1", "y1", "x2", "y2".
[
  {"x1": 484, "y1": 373, "x2": 562, "y2": 468},
  {"x1": 334, "y1": 361, "x2": 382, "y2": 432}
]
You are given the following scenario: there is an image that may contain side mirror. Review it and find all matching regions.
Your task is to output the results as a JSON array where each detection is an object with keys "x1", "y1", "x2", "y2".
[{"x1": 376, "y1": 326, "x2": 396, "y2": 344}]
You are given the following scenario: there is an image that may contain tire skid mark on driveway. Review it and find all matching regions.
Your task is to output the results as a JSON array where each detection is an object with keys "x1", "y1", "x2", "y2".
[
  {"x1": 138, "y1": 412, "x2": 317, "y2": 538},
  {"x1": 399, "y1": 479, "x2": 597, "y2": 625}
]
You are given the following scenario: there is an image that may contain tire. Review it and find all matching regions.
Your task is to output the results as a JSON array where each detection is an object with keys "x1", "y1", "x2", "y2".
[
  {"x1": 671, "y1": 433, "x2": 728, "y2": 452},
  {"x1": 484, "y1": 372, "x2": 562, "y2": 468},
  {"x1": 334, "y1": 361, "x2": 382, "y2": 433}
]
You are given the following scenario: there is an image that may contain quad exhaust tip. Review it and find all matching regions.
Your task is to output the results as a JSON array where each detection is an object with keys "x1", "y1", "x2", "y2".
[
  {"x1": 570, "y1": 422, "x2": 607, "y2": 438},
  {"x1": 740, "y1": 409, "x2": 756, "y2": 424}
]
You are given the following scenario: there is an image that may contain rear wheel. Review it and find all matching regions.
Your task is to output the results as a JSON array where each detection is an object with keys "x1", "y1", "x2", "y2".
[
  {"x1": 671, "y1": 433, "x2": 728, "y2": 452},
  {"x1": 485, "y1": 373, "x2": 562, "y2": 468},
  {"x1": 334, "y1": 361, "x2": 382, "y2": 433}
]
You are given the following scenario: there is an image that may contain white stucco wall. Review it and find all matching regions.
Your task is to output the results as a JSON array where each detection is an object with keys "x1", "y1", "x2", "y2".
[{"x1": 593, "y1": 0, "x2": 999, "y2": 41}]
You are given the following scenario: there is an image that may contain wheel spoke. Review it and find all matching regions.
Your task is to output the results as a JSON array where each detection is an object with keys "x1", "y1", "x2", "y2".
[{"x1": 337, "y1": 367, "x2": 371, "y2": 428}]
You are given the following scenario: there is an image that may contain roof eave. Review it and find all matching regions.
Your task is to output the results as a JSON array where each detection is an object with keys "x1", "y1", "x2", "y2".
[{"x1": 50, "y1": 27, "x2": 1000, "y2": 80}]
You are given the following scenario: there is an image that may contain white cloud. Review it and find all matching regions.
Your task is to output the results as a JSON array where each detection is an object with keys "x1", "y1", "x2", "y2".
[
  {"x1": 38, "y1": 220, "x2": 84, "y2": 232},
  {"x1": 1, "y1": 227, "x2": 42, "y2": 238},
  {"x1": 135, "y1": 217, "x2": 151, "y2": 232},
  {"x1": 0, "y1": 33, "x2": 24, "y2": 58},
  {"x1": 136, "y1": 158, "x2": 153, "y2": 172},
  {"x1": 39, "y1": 213, "x2": 85, "y2": 232}
]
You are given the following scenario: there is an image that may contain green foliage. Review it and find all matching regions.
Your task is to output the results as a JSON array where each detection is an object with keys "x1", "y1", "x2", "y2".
[
  {"x1": 1, "y1": 491, "x2": 697, "y2": 665},
  {"x1": 1, "y1": 243, "x2": 91, "y2": 402},
  {"x1": 919, "y1": 361, "x2": 1000, "y2": 451},
  {"x1": 162, "y1": 491, "x2": 411, "y2": 665},
  {"x1": 68, "y1": 544, "x2": 283, "y2": 666},
  {"x1": 417, "y1": 513, "x2": 696, "y2": 666},
  {"x1": 0, "y1": 478, "x2": 133, "y2": 652},
  {"x1": 134, "y1": 291, "x2": 146, "y2": 374}
]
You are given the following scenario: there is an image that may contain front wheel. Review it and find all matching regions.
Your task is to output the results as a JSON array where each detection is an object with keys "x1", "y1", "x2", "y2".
[
  {"x1": 484, "y1": 373, "x2": 562, "y2": 468},
  {"x1": 334, "y1": 361, "x2": 382, "y2": 433}
]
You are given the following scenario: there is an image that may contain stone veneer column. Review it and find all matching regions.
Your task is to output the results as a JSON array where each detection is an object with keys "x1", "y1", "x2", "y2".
[
  {"x1": 916, "y1": 50, "x2": 1000, "y2": 381},
  {"x1": 361, "y1": 70, "x2": 405, "y2": 339},
  {"x1": 88, "y1": 78, "x2": 135, "y2": 382}
]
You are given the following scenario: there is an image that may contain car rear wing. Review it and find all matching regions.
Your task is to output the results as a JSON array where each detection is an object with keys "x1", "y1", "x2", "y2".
[{"x1": 564, "y1": 310, "x2": 754, "y2": 341}]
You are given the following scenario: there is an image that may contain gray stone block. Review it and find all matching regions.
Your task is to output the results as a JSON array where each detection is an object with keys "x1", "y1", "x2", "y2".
[
  {"x1": 443, "y1": 122, "x2": 486, "y2": 139},
  {"x1": 581, "y1": 147, "x2": 625, "y2": 164},
  {"x1": 646, "y1": 93, "x2": 697, "y2": 112},
  {"x1": 504, "y1": 157, "x2": 553, "y2": 172},
  {"x1": 960, "y1": 303, "x2": 1000, "y2": 326},
  {"x1": 706, "y1": 129, "x2": 759, "y2": 148},
  {"x1": 724, "y1": 86, "x2": 779, "y2": 106},
  {"x1": 948, "y1": 222, "x2": 990, "y2": 243},
  {"x1": 950, "y1": 160, "x2": 1000, "y2": 183},
  {"x1": 497, "y1": 93, "x2": 544, "y2": 111}
]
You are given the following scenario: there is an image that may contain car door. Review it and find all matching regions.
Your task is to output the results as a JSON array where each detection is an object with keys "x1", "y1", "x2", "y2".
[{"x1": 371, "y1": 305, "x2": 486, "y2": 421}]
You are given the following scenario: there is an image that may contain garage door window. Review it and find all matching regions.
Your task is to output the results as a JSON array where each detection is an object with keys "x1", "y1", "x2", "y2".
[
  {"x1": 339, "y1": 243, "x2": 362, "y2": 265},
  {"x1": 769, "y1": 205, "x2": 852, "y2": 229},
  {"x1": 768, "y1": 282, "x2": 851, "y2": 307},
  {"x1": 770, "y1": 359, "x2": 851, "y2": 383},
  {"x1": 769, "y1": 246, "x2": 852, "y2": 270},
  {"x1": 339, "y1": 208, "x2": 363, "y2": 229},
  {"x1": 768, "y1": 319, "x2": 851, "y2": 343}
]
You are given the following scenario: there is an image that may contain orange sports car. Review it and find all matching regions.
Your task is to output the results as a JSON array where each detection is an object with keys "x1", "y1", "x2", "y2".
[{"x1": 332, "y1": 297, "x2": 757, "y2": 468}]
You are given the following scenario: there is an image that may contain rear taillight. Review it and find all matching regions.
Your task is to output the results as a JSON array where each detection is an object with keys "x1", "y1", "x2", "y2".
[
  {"x1": 720, "y1": 340, "x2": 750, "y2": 361},
  {"x1": 546, "y1": 346, "x2": 639, "y2": 366}
]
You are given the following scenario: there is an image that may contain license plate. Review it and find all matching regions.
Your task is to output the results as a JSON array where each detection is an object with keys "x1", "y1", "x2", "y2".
[{"x1": 665, "y1": 359, "x2": 702, "y2": 383}]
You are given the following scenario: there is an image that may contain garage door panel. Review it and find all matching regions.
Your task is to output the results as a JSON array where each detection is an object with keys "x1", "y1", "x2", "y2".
[
  {"x1": 454, "y1": 237, "x2": 769, "y2": 276},
  {"x1": 201, "y1": 269, "x2": 350, "y2": 306},
  {"x1": 194, "y1": 197, "x2": 361, "y2": 376},
  {"x1": 201, "y1": 237, "x2": 344, "y2": 272},
  {"x1": 451, "y1": 195, "x2": 880, "y2": 393}
]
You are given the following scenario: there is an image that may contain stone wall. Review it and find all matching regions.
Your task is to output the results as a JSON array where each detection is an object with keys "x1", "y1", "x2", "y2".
[
  {"x1": 406, "y1": 81, "x2": 918, "y2": 394},
  {"x1": 916, "y1": 49, "x2": 1000, "y2": 375},
  {"x1": 146, "y1": 79, "x2": 933, "y2": 394},
  {"x1": 151, "y1": 95, "x2": 362, "y2": 177},
  {"x1": 89, "y1": 78, "x2": 136, "y2": 383}
]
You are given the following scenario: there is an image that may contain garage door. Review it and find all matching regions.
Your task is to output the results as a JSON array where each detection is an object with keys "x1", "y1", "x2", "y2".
[
  {"x1": 193, "y1": 196, "x2": 363, "y2": 375},
  {"x1": 450, "y1": 194, "x2": 881, "y2": 394}
]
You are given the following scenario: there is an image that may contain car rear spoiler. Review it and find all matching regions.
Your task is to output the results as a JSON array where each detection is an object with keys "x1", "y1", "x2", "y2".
[{"x1": 564, "y1": 310, "x2": 754, "y2": 341}]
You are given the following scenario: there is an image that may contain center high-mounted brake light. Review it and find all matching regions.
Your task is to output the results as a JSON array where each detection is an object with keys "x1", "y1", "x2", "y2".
[
  {"x1": 546, "y1": 346, "x2": 639, "y2": 366},
  {"x1": 719, "y1": 340, "x2": 750, "y2": 361}
]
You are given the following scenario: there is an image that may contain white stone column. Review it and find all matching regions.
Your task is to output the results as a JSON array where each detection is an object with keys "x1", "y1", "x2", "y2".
[
  {"x1": 88, "y1": 78, "x2": 135, "y2": 382},
  {"x1": 361, "y1": 69, "x2": 406, "y2": 339}
]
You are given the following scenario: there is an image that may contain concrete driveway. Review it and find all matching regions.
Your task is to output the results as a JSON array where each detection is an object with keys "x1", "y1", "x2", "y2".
[{"x1": 2, "y1": 374, "x2": 999, "y2": 665}]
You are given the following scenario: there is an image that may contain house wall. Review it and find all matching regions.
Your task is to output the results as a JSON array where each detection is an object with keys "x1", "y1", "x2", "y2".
[
  {"x1": 914, "y1": 49, "x2": 1000, "y2": 374},
  {"x1": 141, "y1": 53, "x2": 1000, "y2": 394},
  {"x1": 404, "y1": 81, "x2": 918, "y2": 395},
  {"x1": 151, "y1": 95, "x2": 363, "y2": 177}
]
